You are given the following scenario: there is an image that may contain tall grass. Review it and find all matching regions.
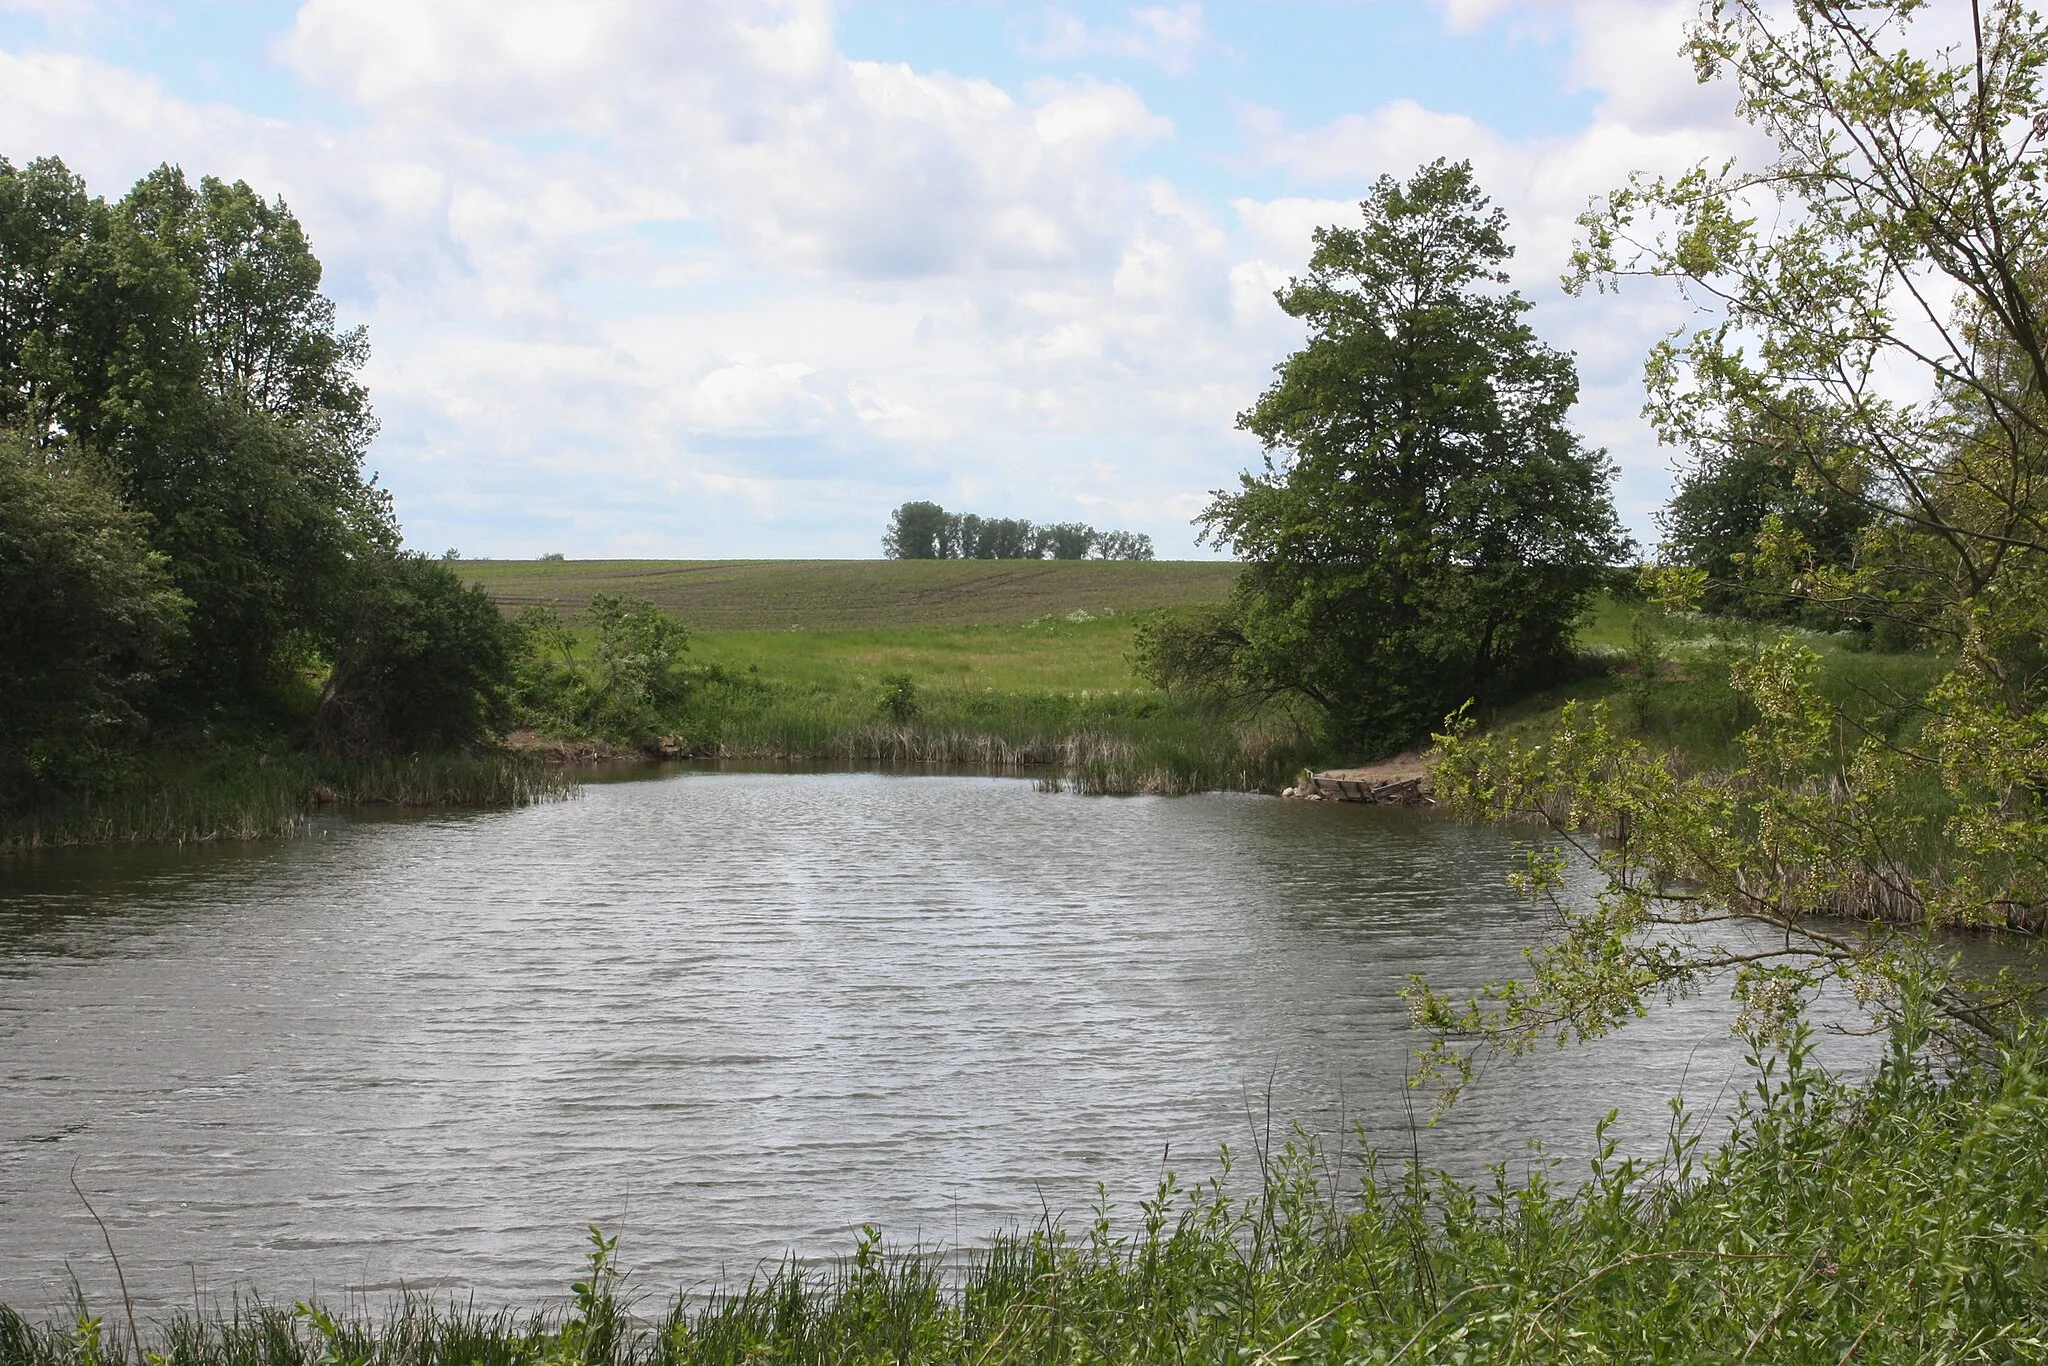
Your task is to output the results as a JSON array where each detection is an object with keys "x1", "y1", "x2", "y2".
[
  {"x1": 1557, "y1": 601, "x2": 1950, "y2": 769},
  {"x1": 0, "y1": 753, "x2": 577, "y2": 855},
  {"x1": 678, "y1": 674, "x2": 1313, "y2": 795},
  {"x1": 9, "y1": 1021, "x2": 2044, "y2": 1363}
]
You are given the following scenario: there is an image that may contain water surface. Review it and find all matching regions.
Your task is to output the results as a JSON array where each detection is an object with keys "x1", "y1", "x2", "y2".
[{"x1": 0, "y1": 771, "x2": 1857, "y2": 1311}]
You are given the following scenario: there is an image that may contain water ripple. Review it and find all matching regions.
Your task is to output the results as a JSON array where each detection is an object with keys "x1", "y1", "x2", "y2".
[{"x1": 0, "y1": 772, "x2": 1864, "y2": 1311}]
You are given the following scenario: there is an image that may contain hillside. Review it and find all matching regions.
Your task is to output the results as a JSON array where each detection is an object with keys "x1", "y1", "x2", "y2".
[{"x1": 460, "y1": 558, "x2": 1239, "y2": 629}]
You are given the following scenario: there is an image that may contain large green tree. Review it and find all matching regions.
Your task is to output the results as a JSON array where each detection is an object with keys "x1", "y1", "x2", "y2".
[
  {"x1": 0, "y1": 157, "x2": 394, "y2": 712},
  {"x1": 1660, "y1": 410, "x2": 1871, "y2": 620},
  {"x1": 1199, "y1": 160, "x2": 1626, "y2": 755},
  {"x1": 1, "y1": 155, "x2": 514, "y2": 760},
  {"x1": 882, "y1": 501, "x2": 952, "y2": 558},
  {"x1": 0, "y1": 157, "x2": 95, "y2": 439}
]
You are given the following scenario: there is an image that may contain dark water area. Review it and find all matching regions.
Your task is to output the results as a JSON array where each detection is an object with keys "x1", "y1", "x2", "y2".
[{"x1": 1, "y1": 770, "x2": 1884, "y2": 1312}]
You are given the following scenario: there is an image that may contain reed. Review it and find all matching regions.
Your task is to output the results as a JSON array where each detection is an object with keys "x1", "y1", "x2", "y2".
[
  {"x1": 705, "y1": 715, "x2": 1307, "y2": 796},
  {"x1": 0, "y1": 753, "x2": 577, "y2": 856},
  {"x1": 665, "y1": 667, "x2": 1314, "y2": 796},
  {"x1": 9, "y1": 1020, "x2": 2044, "y2": 1364}
]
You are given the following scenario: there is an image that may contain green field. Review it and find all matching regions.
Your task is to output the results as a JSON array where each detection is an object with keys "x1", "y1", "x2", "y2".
[
  {"x1": 690, "y1": 615, "x2": 1146, "y2": 693},
  {"x1": 461, "y1": 559, "x2": 1305, "y2": 793},
  {"x1": 462, "y1": 561, "x2": 1949, "y2": 795},
  {"x1": 461, "y1": 558, "x2": 1239, "y2": 629}
]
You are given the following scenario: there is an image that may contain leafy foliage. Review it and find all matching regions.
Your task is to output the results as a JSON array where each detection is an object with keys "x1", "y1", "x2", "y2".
[
  {"x1": 0, "y1": 425, "x2": 185, "y2": 797},
  {"x1": 1660, "y1": 414, "x2": 1871, "y2": 620},
  {"x1": 1201, "y1": 160, "x2": 1626, "y2": 756},
  {"x1": 1426, "y1": 0, "x2": 2048, "y2": 1070},
  {"x1": 0, "y1": 153, "x2": 509, "y2": 788},
  {"x1": 876, "y1": 673, "x2": 920, "y2": 723},
  {"x1": 1129, "y1": 603, "x2": 1249, "y2": 698},
  {"x1": 586, "y1": 594, "x2": 692, "y2": 734},
  {"x1": 316, "y1": 555, "x2": 516, "y2": 754},
  {"x1": 880, "y1": 500, "x2": 952, "y2": 559},
  {"x1": 508, "y1": 596, "x2": 692, "y2": 741}
]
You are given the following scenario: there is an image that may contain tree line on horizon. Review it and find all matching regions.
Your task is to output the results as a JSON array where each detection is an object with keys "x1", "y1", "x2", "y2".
[{"x1": 881, "y1": 501, "x2": 1154, "y2": 561}]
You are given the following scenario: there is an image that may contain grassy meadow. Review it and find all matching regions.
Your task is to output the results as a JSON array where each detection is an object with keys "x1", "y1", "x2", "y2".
[
  {"x1": 470, "y1": 559, "x2": 1955, "y2": 795},
  {"x1": 674, "y1": 611, "x2": 1313, "y2": 796},
  {"x1": 471, "y1": 559, "x2": 1317, "y2": 794},
  {"x1": 690, "y1": 614, "x2": 1147, "y2": 694},
  {"x1": 1509, "y1": 598, "x2": 1950, "y2": 774}
]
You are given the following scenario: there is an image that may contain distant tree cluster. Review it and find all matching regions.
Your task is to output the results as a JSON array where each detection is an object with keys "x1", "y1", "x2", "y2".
[{"x1": 882, "y1": 501, "x2": 1154, "y2": 561}]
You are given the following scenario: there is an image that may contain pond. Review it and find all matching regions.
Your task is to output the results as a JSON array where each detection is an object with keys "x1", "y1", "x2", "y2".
[{"x1": 0, "y1": 768, "x2": 1867, "y2": 1312}]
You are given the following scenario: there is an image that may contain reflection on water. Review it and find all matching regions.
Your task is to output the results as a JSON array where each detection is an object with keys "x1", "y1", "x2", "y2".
[{"x1": 1, "y1": 771, "x2": 1874, "y2": 1310}]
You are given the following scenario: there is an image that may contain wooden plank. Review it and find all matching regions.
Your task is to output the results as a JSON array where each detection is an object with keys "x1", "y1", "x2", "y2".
[{"x1": 1306, "y1": 771, "x2": 1429, "y2": 804}]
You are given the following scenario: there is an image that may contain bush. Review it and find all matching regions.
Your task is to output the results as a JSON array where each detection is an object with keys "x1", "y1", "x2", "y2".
[
  {"x1": 585, "y1": 594, "x2": 690, "y2": 734},
  {"x1": 505, "y1": 596, "x2": 692, "y2": 741},
  {"x1": 1130, "y1": 605, "x2": 1247, "y2": 697},
  {"x1": 315, "y1": 554, "x2": 515, "y2": 753},
  {"x1": 876, "y1": 674, "x2": 920, "y2": 723}
]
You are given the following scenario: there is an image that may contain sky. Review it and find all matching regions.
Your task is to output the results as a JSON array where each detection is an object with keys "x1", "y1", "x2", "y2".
[{"x1": 0, "y1": 0, "x2": 1767, "y2": 559}]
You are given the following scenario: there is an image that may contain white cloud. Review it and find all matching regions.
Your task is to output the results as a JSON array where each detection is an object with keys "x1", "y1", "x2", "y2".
[
  {"x1": 683, "y1": 359, "x2": 827, "y2": 433},
  {"x1": 286, "y1": 1, "x2": 1172, "y2": 281},
  {"x1": 1026, "y1": 4, "x2": 1208, "y2": 75},
  {"x1": 0, "y1": 0, "x2": 1781, "y2": 555},
  {"x1": 1255, "y1": 99, "x2": 1505, "y2": 186},
  {"x1": 1225, "y1": 2, "x2": 1771, "y2": 536}
]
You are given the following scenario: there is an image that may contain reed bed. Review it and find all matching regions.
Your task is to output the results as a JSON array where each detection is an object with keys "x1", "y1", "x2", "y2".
[
  {"x1": 7, "y1": 1022, "x2": 2044, "y2": 1364},
  {"x1": 706, "y1": 720, "x2": 1306, "y2": 796},
  {"x1": 0, "y1": 754, "x2": 577, "y2": 855},
  {"x1": 677, "y1": 672, "x2": 1312, "y2": 796}
]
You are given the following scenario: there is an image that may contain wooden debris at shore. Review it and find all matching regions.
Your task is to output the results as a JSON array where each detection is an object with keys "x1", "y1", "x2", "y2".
[{"x1": 1279, "y1": 772, "x2": 1433, "y2": 806}]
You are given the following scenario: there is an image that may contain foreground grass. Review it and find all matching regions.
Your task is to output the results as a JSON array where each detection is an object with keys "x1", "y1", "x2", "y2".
[
  {"x1": 0, "y1": 752, "x2": 576, "y2": 855},
  {"x1": 463, "y1": 559, "x2": 1239, "y2": 629},
  {"x1": 10, "y1": 1025, "x2": 2044, "y2": 1363}
]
